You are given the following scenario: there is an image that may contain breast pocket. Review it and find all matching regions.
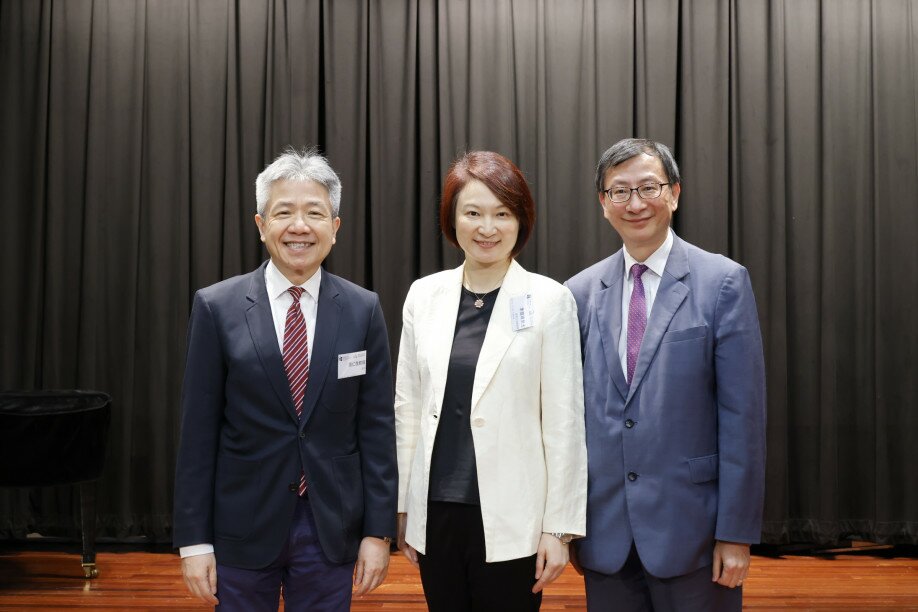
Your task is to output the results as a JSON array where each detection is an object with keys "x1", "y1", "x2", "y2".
[
  {"x1": 661, "y1": 324, "x2": 707, "y2": 344},
  {"x1": 498, "y1": 328, "x2": 538, "y2": 381},
  {"x1": 324, "y1": 375, "x2": 360, "y2": 413}
]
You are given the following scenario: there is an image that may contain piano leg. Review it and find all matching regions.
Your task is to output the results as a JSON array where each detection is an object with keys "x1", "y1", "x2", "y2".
[{"x1": 80, "y1": 482, "x2": 99, "y2": 578}]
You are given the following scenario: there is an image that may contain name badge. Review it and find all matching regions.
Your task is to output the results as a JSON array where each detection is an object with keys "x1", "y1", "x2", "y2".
[
  {"x1": 509, "y1": 294, "x2": 534, "y2": 331},
  {"x1": 338, "y1": 350, "x2": 367, "y2": 379}
]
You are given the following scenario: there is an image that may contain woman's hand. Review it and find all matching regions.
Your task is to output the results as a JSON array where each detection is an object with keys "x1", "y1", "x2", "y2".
[
  {"x1": 532, "y1": 533, "x2": 570, "y2": 593},
  {"x1": 397, "y1": 512, "x2": 420, "y2": 569}
]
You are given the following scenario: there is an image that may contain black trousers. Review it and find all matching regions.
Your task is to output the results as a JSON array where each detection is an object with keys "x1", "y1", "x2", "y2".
[{"x1": 418, "y1": 501, "x2": 542, "y2": 612}]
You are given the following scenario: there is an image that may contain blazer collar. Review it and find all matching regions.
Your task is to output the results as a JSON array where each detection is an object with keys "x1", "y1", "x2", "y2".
[
  {"x1": 298, "y1": 272, "x2": 341, "y2": 425},
  {"x1": 426, "y1": 266, "x2": 464, "y2": 414},
  {"x1": 595, "y1": 251, "x2": 629, "y2": 400},
  {"x1": 470, "y1": 259, "x2": 529, "y2": 413},
  {"x1": 245, "y1": 261, "x2": 299, "y2": 422},
  {"x1": 625, "y1": 234, "x2": 690, "y2": 404},
  {"x1": 245, "y1": 262, "x2": 342, "y2": 426},
  {"x1": 426, "y1": 260, "x2": 530, "y2": 415}
]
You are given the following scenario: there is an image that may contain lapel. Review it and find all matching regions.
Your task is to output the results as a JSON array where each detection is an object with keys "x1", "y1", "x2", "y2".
[
  {"x1": 426, "y1": 266, "x2": 464, "y2": 413},
  {"x1": 299, "y1": 271, "x2": 342, "y2": 426},
  {"x1": 594, "y1": 251, "x2": 629, "y2": 401},
  {"x1": 470, "y1": 259, "x2": 529, "y2": 413},
  {"x1": 625, "y1": 235, "x2": 690, "y2": 405},
  {"x1": 245, "y1": 262, "x2": 299, "y2": 424}
]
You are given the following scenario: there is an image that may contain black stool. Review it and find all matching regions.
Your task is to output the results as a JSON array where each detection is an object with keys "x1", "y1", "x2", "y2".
[{"x1": 0, "y1": 390, "x2": 111, "y2": 578}]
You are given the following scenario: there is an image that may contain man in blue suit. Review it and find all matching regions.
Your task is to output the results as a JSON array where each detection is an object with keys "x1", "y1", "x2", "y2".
[
  {"x1": 173, "y1": 148, "x2": 397, "y2": 611},
  {"x1": 566, "y1": 139, "x2": 766, "y2": 611}
]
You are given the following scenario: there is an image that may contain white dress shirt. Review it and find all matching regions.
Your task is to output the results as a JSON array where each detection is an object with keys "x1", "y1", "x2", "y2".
[
  {"x1": 264, "y1": 261, "x2": 321, "y2": 366},
  {"x1": 617, "y1": 228, "x2": 674, "y2": 377},
  {"x1": 179, "y1": 262, "x2": 322, "y2": 559}
]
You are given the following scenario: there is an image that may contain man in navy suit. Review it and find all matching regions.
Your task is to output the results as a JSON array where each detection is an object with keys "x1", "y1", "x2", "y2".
[
  {"x1": 566, "y1": 139, "x2": 766, "y2": 611},
  {"x1": 173, "y1": 148, "x2": 397, "y2": 611}
]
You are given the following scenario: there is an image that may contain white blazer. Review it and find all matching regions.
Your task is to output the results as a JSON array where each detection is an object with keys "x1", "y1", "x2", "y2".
[{"x1": 395, "y1": 260, "x2": 587, "y2": 562}]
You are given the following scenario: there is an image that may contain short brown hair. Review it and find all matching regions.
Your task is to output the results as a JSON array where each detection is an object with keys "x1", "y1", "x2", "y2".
[{"x1": 439, "y1": 151, "x2": 536, "y2": 257}]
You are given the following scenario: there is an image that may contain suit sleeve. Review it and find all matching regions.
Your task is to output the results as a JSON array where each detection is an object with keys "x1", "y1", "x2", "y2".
[
  {"x1": 173, "y1": 291, "x2": 225, "y2": 549},
  {"x1": 539, "y1": 289, "x2": 589, "y2": 537},
  {"x1": 393, "y1": 283, "x2": 422, "y2": 513},
  {"x1": 356, "y1": 295, "x2": 398, "y2": 539},
  {"x1": 713, "y1": 265, "x2": 767, "y2": 544}
]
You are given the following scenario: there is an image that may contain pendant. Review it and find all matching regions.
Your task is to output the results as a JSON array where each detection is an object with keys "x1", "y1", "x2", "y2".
[{"x1": 474, "y1": 298, "x2": 484, "y2": 309}]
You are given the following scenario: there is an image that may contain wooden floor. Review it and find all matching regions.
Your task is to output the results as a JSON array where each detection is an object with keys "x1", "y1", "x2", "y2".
[{"x1": 0, "y1": 546, "x2": 917, "y2": 610}]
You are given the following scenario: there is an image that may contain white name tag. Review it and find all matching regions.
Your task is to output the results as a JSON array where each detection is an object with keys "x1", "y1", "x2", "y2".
[
  {"x1": 337, "y1": 350, "x2": 367, "y2": 379},
  {"x1": 509, "y1": 293, "x2": 534, "y2": 331}
]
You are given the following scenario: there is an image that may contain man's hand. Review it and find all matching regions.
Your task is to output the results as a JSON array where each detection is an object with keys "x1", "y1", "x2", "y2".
[
  {"x1": 353, "y1": 536, "x2": 391, "y2": 597},
  {"x1": 532, "y1": 533, "x2": 569, "y2": 593},
  {"x1": 712, "y1": 540, "x2": 750, "y2": 588},
  {"x1": 397, "y1": 513, "x2": 419, "y2": 569},
  {"x1": 181, "y1": 552, "x2": 219, "y2": 605}
]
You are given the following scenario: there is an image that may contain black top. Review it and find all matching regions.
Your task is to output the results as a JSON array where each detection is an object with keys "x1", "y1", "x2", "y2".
[{"x1": 427, "y1": 285, "x2": 500, "y2": 505}]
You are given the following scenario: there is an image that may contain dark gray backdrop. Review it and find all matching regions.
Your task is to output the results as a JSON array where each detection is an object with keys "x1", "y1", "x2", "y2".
[{"x1": 1, "y1": 0, "x2": 916, "y2": 545}]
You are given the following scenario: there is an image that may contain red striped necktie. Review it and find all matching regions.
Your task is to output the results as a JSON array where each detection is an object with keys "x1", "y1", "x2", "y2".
[{"x1": 283, "y1": 286, "x2": 309, "y2": 496}]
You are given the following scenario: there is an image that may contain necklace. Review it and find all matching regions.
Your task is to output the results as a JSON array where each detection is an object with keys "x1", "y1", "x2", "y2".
[
  {"x1": 463, "y1": 267, "x2": 502, "y2": 309},
  {"x1": 470, "y1": 290, "x2": 486, "y2": 309}
]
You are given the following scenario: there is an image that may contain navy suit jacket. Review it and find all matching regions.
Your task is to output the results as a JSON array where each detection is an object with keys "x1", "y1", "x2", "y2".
[
  {"x1": 173, "y1": 261, "x2": 397, "y2": 569},
  {"x1": 565, "y1": 234, "x2": 766, "y2": 579}
]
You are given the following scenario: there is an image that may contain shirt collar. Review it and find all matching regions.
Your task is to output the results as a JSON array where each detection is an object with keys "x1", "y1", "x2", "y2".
[
  {"x1": 623, "y1": 228, "x2": 674, "y2": 279},
  {"x1": 265, "y1": 261, "x2": 322, "y2": 302}
]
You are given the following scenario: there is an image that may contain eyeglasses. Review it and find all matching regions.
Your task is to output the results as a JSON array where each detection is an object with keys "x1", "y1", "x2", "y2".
[{"x1": 602, "y1": 182, "x2": 671, "y2": 205}]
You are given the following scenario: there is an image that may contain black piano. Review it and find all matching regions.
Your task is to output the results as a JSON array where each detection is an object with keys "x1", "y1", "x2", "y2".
[{"x1": 0, "y1": 390, "x2": 111, "y2": 578}]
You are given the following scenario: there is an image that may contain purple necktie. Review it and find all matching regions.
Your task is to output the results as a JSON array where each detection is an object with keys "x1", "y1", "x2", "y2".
[
  {"x1": 627, "y1": 264, "x2": 648, "y2": 385},
  {"x1": 283, "y1": 286, "x2": 309, "y2": 496}
]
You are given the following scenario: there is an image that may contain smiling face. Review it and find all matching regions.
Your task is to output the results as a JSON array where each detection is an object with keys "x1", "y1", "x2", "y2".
[
  {"x1": 599, "y1": 152, "x2": 680, "y2": 260},
  {"x1": 254, "y1": 178, "x2": 341, "y2": 285},
  {"x1": 454, "y1": 179, "x2": 519, "y2": 269}
]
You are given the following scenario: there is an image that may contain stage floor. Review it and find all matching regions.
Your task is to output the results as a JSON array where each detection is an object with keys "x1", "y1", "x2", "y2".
[{"x1": 1, "y1": 546, "x2": 917, "y2": 610}]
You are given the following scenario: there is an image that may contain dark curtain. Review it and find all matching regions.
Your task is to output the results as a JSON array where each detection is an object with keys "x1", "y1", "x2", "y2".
[{"x1": 1, "y1": 0, "x2": 916, "y2": 545}]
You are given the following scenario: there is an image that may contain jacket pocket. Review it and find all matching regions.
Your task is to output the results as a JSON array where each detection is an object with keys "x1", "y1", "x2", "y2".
[
  {"x1": 687, "y1": 453, "x2": 719, "y2": 484},
  {"x1": 661, "y1": 325, "x2": 707, "y2": 344}
]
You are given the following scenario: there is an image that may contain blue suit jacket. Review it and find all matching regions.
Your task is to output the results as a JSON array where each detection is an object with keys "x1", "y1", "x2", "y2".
[
  {"x1": 173, "y1": 262, "x2": 397, "y2": 569},
  {"x1": 565, "y1": 234, "x2": 766, "y2": 579}
]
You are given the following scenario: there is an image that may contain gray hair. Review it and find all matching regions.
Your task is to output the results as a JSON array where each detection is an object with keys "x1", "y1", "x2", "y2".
[
  {"x1": 255, "y1": 147, "x2": 342, "y2": 217},
  {"x1": 594, "y1": 138, "x2": 682, "y2": 192}
]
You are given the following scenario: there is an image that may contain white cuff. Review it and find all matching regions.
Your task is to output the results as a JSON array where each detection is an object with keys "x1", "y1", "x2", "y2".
[{"x1": 179, "y1": 543, "x2": 215, "y2": 558}]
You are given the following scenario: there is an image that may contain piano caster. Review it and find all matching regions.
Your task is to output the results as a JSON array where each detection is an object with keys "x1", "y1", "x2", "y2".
[{"x1": 82, "y1": 563, "x2": 99, "y2": 579}]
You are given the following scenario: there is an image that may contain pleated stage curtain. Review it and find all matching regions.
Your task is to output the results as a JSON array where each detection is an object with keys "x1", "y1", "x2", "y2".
[{"x1": 1, "y1": 0, "x2": 916, "y2": 545}]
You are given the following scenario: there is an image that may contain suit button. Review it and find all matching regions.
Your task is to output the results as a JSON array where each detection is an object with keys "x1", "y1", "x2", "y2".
[
  {"x1": 624, "y1": 419, "x2": 635, "y2": 429},
  {"x1": 627, "y1": 472, "x2": 638, "y2": 482},
  {"x1": 288, "y1": 482, "x2": 297, "y2": 492},
  {"x1": 299, "y1": 431, "x2": 306, "y2": 439},
  {"x1": 472, "y1": 417, "x2": 485, "y2": 427}
]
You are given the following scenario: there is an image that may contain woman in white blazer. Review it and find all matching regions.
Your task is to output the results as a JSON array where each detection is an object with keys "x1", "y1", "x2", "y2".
[{"x1": 395, "y1": 151, "x2": 587, "y2": 611}]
